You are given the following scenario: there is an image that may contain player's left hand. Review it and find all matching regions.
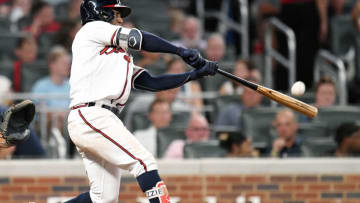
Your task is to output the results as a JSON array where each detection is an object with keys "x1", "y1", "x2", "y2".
[
  {"x1": 190, "y1": 60, "x2": 218, "y2": 80},
  {"x1": 177, "y1": 48, "x2": 206, "y2": 69}
]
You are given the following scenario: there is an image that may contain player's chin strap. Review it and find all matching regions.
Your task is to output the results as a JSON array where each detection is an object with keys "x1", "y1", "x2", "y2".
[{"x1": 145, "y1": 181, "x2": 171, "y2": 203}]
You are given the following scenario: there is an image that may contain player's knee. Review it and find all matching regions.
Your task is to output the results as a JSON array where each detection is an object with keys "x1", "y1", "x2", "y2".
[{"x1": 131, "y1": 153, "x2": 158, "y2": 177}]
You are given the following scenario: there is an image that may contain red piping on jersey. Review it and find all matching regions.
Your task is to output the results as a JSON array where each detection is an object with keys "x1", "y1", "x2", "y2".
[
  {"x1": 131, "y1": 69, "x2": 145, "y2": 88},
  {"x1": 78, "y1": 109, "x2": 148, "y2": 172},
  {"x1": 111, "y1": 29, "x2": 117, "y2": 46},
  {"x1": 112, "y1": 55, "x2": 130, "y2": 105}
]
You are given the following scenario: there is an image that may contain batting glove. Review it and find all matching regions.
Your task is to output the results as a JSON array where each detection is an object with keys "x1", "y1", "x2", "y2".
[
  {"x1": 190, "y1": 60, "x2": 218, "y2": 80},
  {"x1": 177, "y1": 47, "x2": 206, "y2": 69}
]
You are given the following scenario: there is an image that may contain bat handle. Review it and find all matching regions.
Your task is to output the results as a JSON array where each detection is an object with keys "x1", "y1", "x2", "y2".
[{"x1": 217, "y1": 69, "x2": 258, "y2": 91}]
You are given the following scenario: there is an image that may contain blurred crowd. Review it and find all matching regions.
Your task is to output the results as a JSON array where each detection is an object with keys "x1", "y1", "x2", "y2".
[{"x1": 0, "y1": 0, "x2": 360, "y2": 160}]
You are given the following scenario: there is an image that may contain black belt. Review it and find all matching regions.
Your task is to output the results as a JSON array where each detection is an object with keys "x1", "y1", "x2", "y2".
[{"x1": 71, "y1": 102, "x2": 121, "y2": 118}]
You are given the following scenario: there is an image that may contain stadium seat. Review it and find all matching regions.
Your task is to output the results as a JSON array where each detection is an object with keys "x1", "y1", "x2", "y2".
[
  {"x1": 0, "y1": 62, "x2": 13, "y2": 80},
  {"x1": 0, "y1": 18, "x2": 10, "y2": 32},
  {"x1": 302, "y1": 137, "x2": 336, "y2": 157},
  {"x1": 298, "y1": 122, "x2": 329, "y2": 138},
  {"x1": 129, "y1": 111, "x2": 150, "y2": 132},
  {"x1": 157, "y1": 127, "x2": 186, "y2": 158},
  {"x1": 183, "y1": 140, "x2": 227, "y2": 159},
  {"x1": 314, "y1": 106, "x2": 360, "y2": 132},
  {"x1": 171, "y1": 111, "x2": 191, "y2": 129},
  {"x1": 242, "y1": 107, "x2": 283, "y2": 149},
  {"x1": 21, "y1": 61, "x2": 49, "y2": 92},
  {"x1": 330, "y1": 15, "x2": 356, "y2": 56},
  {"x1": 0, "y1": 32, "x2": 25, "y2": 59}
]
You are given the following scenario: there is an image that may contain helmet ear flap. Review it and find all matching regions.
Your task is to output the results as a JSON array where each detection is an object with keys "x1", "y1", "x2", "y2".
[{"x1": 80, "y1": 0, "x2": 115, "y2": 25}]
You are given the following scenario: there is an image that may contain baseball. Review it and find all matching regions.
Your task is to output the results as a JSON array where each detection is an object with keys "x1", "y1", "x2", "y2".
[{"x1": 291, "y1": 81, "x2": 305, "y2": 96}]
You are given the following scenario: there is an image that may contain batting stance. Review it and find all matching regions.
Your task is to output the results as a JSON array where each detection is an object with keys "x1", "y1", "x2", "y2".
[
  {"x1": 66, "y1": 0, "x2": 218, "y2": 203},
  {"x1": 0, "y1": 100, "x2": 36, "y2": 148}
]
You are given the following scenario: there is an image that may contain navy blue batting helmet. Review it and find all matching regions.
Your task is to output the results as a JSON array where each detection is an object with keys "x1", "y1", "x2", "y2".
[{"x1": 80, "y1": 0, "x2": 132, "y2": 25}]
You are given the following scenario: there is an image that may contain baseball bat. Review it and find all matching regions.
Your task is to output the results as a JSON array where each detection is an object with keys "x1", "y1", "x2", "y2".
[{"x1": 216, "y1": 68, "x2": 318, "y2": 118}]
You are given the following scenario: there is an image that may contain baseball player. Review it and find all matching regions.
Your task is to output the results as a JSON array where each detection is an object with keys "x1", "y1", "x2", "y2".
[{"x1": 66, "y1": 1, "x2": 218, "y2": 203}]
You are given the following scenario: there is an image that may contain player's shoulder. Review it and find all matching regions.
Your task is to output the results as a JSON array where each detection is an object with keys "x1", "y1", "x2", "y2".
[{"x1": 82, "y1": 21, "x2": 117, "y2": 30}]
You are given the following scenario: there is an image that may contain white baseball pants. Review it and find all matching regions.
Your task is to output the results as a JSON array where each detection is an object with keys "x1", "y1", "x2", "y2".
[{"x1": 68, "y1": 106, "x2": 158, "y2": 203}]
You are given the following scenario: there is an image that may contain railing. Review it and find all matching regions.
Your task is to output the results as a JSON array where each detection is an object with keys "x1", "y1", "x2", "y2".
[
  {"x1": 196, "y1": 0, "x2": 249, "y2": 59},
  {"x1": 314, "y1": 49, "x2": 347, "y2": 106},
  {"x1": 264, "y1": 17, "x2": 296, "y2": 89}
]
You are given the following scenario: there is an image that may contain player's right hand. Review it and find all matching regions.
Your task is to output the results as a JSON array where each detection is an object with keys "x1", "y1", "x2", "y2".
[
  {"x1": 177, "y1": 47, "x2": 206, "y2": 69},
  {"x1": 190, "y1": 61, "x2": 218, "y2": 80}
]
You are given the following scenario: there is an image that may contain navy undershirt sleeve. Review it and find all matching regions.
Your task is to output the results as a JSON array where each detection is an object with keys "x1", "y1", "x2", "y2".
[
  {"x1": 134, "y1": 70, "x2": 196, "y2": 92},
  {"x1": 141, "y1": 31, "x2": 181, "y2": 55}
]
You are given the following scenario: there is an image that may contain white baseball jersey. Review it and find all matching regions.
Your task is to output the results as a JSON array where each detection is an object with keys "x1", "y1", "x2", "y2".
[{"x1": 70, "y1": 21, "x2": 145, "y2": 110}]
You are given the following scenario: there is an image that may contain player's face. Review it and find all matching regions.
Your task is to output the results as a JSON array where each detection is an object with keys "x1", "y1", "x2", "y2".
[{"x1": 111, "y1": 10, "x2": 124, "y2": 26}]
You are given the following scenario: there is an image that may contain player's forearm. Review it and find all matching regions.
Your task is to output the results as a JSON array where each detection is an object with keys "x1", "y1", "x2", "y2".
[
  {"x1": 134, "y1": 71, "x2": 195, "y2": 92},
  {"x1": 140, "y1": 31, "x2": 182, "y2": 55}
]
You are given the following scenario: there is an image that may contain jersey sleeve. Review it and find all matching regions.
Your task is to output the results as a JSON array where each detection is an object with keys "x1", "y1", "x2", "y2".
[
  {"x1": 131, "y1": 65, "x2": 146, "y2": 89},
  {"x1": 85, "y1": 21, "x2": 129, "y2": 47}
]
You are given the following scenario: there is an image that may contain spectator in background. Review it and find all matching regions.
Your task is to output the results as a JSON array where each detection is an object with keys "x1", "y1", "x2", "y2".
[
  {"x1": 216, "y1": 68, "x2": 263, "y2": 129},
  {"x1": 218, "y1": 59, "x2": 251, "y2": 96},
  {"x1": 55, "y1": 19, "x2": 81, "y2": 53},
  {"x1": 172, "y1": 16, "x2": 206, "y2": 51},
  {"x1": 0, "y1": 104, "x2": 46, "y2": 159},
  {"x1": 270, "y1": 109, "x2": 304, "y2": 158},
  {"x1": 66, "y1": 0, "x2": 82, "y2": 21},
  {"x1": 164, "y1": 113, "x2": 210, "y2": 159},
  {"x1": 32, "y1": 46, "x2": 70, "y2": 137},
  {"x1": 23, "y1": 1, "x2": 60, "y2": 39},
  {"x1": 13, "y1": 34, "x2": 38, "y2": 92},
  {"x1": 32, "y1": 46, "x2": 70, "y2": 108},
  {"x1": 166, "y1": 58, "x2": 203, "y2": 110},
  {"x1": 274, "y1": 0, "x2": 328, "y2": 90},
  {"x1": 353, "y1": 1, "x2": 360, "y2": 32},
  {"x1": 0, "y1": 76, "x2": 12, "y2": 106},
  {"x1": 219, "y1": 131, "x2": 258, "y2": 157},
  {"x1": 0, "y1": 0, "x2": 10, "y2": 18},
  {"x1": 204, "y1": 33, "x2": 226, "y2": 62},
  {"x1": 314, "y1": 76, "x2": 337, "y2": 107},
  {"x1": 134, "y1": 99, "x2": 173, "y2": 157},
  {"x1": 9, "y1": 0, "x2": 33, "y2": 32},
  {"x1": 136, "y1": 51, "x2": 168, "y2": 74},
  {"x1": 334, "y1": 122, "x2": 360, "y2": 157},
  {"x1": 168, "y1": 8, "x2": 186, "y2": 40}
]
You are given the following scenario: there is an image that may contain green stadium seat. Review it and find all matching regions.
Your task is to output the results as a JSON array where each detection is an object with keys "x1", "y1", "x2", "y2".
[
  {"x1": 242, "y1": 107, "x2": 283, "y2": 149},
  {"x1": 330, "y1": 15, "x2": 356, "y2": 56},
  {"x1": 302, "y1": 137, "x2": 336, "y2": 157},
  {"x1": 314, "y1": 106, "x2": 360, "y2": 132},
  {"x1": 21, "y1": 61, "x2": 49, "y2": 92},
  {"x1": 183, "y1": 140, "x2": 226, "y2": 159},
  {"x1": 298, "y1": 122, "x2": 329, "y2": 139},
  {"x1": 0, "y1": 62, "x2": 13, "y2": 80}
]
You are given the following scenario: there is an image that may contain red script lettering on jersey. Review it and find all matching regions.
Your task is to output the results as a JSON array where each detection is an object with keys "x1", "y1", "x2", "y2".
[{"x1": 100, "y1": 46, "x2": 125, "y2": 55}]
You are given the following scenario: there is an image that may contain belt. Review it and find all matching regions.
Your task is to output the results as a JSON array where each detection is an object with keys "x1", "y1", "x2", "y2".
[{"x1": 71, "y1": 102, "x2": 121, "y2": 118}]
